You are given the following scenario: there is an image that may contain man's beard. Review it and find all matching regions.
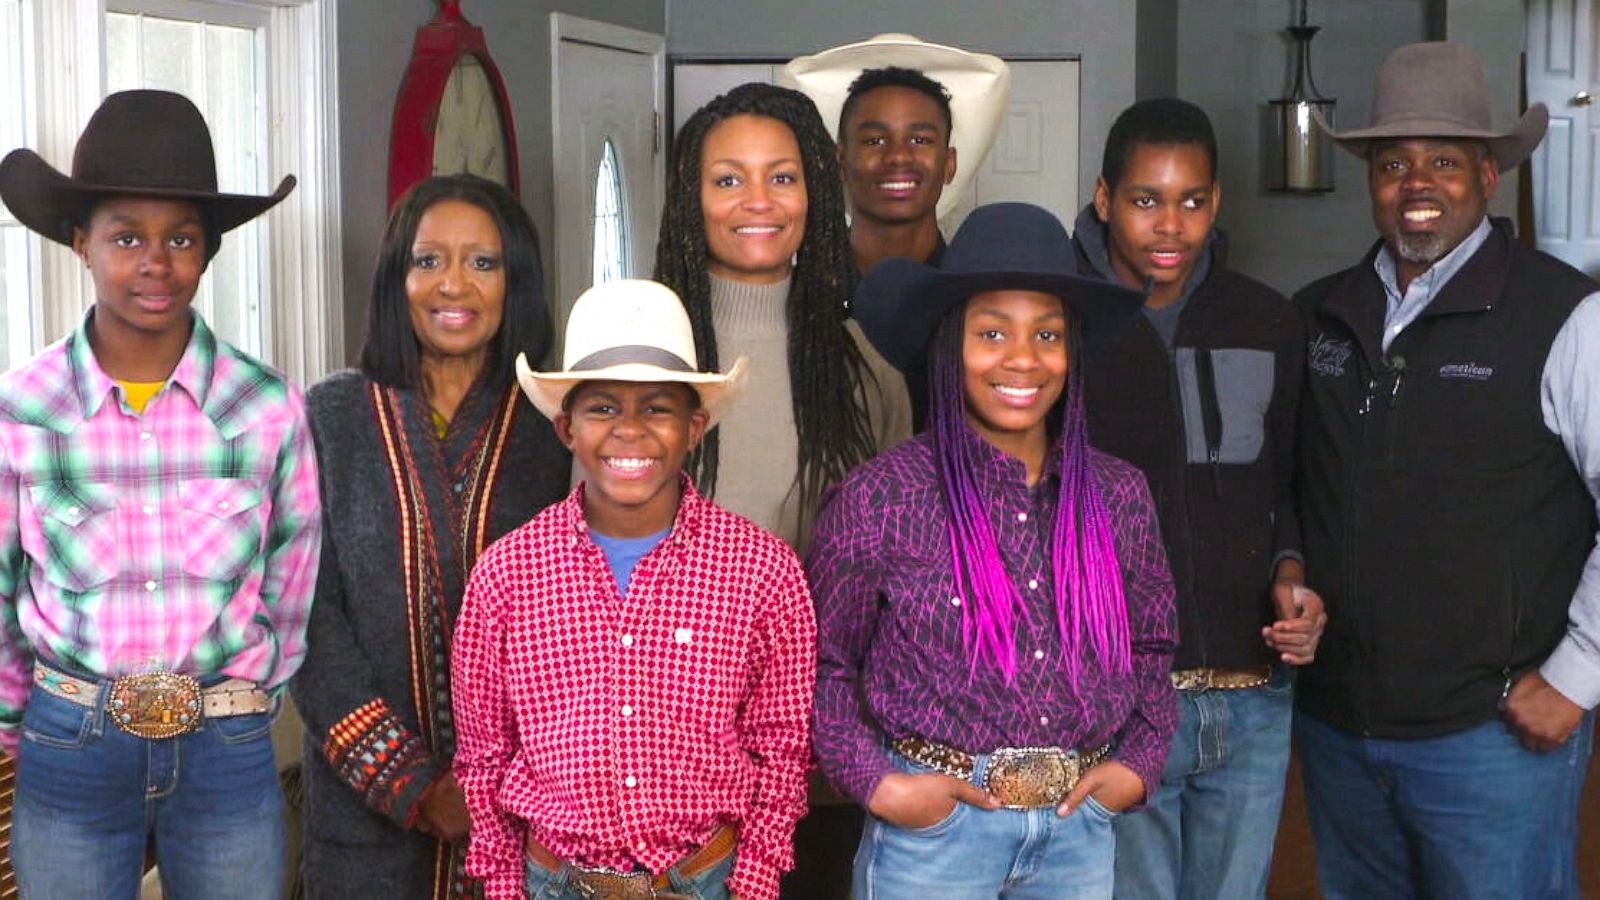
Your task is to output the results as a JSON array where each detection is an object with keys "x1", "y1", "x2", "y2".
[{"x1": 1394, "y1": 230, "x2": 1453, "y2": 266}]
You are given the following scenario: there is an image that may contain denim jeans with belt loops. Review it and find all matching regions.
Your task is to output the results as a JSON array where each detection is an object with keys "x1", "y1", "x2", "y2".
[
  {"x1": 1112, "y1": 664, "x2": 1294, "y2": 899},
  {"x1": 853, "y1": 747, "x2": 1117, "y2": 899},
  {"x1": 10, "y1": 676, "x2": 285, "y2": 900}
]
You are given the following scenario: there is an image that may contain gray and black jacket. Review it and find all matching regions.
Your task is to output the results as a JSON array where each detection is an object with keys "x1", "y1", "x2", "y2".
[{"x1": 1073, "y1": 205, "x2": 1305, "y2": 671}]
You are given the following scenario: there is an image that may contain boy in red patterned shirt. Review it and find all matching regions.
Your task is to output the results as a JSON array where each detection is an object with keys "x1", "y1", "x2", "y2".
[{"x1": 451, "y1": 279, "x2": 816, "y2": 900}]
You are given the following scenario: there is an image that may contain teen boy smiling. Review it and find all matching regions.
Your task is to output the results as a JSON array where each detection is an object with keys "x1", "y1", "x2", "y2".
[{"x1": 452, "y1": 280, "x2": 815, "y2": 900}]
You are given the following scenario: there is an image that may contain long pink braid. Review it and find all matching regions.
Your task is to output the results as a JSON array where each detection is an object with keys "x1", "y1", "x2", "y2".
[{"x1": 927, "y1": 303, "x2": 1131, "y2": 686}]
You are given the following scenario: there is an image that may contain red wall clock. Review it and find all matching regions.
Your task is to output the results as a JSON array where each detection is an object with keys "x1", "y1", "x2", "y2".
[{"x1": 387, "y1": 0, "x2": 521, "y2": 208}]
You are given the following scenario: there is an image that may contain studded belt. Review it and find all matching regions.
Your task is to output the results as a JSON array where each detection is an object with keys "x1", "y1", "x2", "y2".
[
  {"x1": 33, "y1": 662, "x2": 271, "y2": 739},
  {"x1": 893, "y1": 736, "x2": 1112, "y2": 809},
  {"x1": 1169, "y1": 666, "x2": 1273, "y2": 691}
]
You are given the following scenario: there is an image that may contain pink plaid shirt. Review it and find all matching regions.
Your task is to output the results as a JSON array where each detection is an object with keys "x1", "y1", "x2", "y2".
[
  {"x1": 0, "y1": 313, "x2": 322, "y2": 751},
  {"x1": 452, "y1": 479, "x2": 815, "y2": 900}
]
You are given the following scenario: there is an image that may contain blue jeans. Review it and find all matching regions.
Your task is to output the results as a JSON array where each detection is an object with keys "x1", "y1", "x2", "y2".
[
  {"x1": 524, "y1": 847, "x2": 736, "y2": 899},
  {"x1": 853, "y1": 750, "x2": 1116, "y2": 899},
  {"x1": 10, "y1": 680, "x2": 285, "y2": 900},
  {"x1": 1295, "y1": 709, "x2": 1594, "y2": 900},
  {"x1": 1113, "y1": 665, "x2": 1293, "y2": 899}
]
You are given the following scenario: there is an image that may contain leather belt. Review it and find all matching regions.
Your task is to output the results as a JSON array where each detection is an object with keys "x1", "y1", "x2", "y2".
[
  {"x1": 33, "y1": 662, "x2": 271, "y2": 739},
  {"x1": 1169, "y1": 666, "x2": 1273, "y2": 691},
  {"x1": 893, "y1": 736, "x2": 1112, "y2": 809},
  {"x1": 524, "y1": 824, "x2": 736, "y2": 900}
]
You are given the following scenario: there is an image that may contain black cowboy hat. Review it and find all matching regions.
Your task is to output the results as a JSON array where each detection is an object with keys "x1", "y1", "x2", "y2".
[
  {"x1": 852, "y1": 202, "x2": 1144, "y2": 373},
  {"x1": 0, "y1": 90, "x2": 295, "y2": 261}
]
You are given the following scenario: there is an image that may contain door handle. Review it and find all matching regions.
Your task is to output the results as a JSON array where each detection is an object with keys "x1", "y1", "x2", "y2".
[{"x1": 1576, "y1": 90, "x2": 1594, "y2": 107}]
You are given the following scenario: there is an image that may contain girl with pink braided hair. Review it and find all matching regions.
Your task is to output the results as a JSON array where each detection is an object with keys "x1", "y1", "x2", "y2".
[{"x1": 807, "y1": 202, "x2": 1179, "y2": 900}]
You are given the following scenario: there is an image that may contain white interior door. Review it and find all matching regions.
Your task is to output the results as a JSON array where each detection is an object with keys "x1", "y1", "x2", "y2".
[
  {"x1": 552, "y1": 14, "x2": 664, "y2": 350},
  {"x1": 670, "y1": 58, "x2": 1079, "y2": 238},
  {"x1": 939, "y1": 60, "x2": 1079, "y2": 235},
  {"x1": 1528, "y1": 0, "x2": 1600, "y2": 278}
]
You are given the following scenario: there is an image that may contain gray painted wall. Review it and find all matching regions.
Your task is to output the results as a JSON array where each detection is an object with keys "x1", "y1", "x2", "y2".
[
  {"x1": 1172, "y1": 0, "x2": 1528, "y2": 295},
  {"x1": 334, "y1": 0, "x2": 666, "y2": 363},
  {"x1": 666, "y1": 0, "x2": 1139, "y2": 215}
]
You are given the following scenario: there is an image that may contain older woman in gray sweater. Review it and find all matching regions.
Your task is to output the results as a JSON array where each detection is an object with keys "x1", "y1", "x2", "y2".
[{"x1": 292, "y1": 175, "x2": 568, "y2": 899}]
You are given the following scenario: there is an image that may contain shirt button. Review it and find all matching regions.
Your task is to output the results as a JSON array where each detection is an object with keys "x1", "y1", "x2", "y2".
[
  {"x1": 620, "y1": 634, "x2": 634, "y2": 648},
  {"x1": 1033, "y1": 649, "x2": 1045, "y2": 660},
  {"x1": 217, "y1": 501, "x2": 230, "y2": 512},
  {"x1": 623, "y1": 775, "x2": 637, "y2": 788},
  {"x1": 142, "y1": 505, "x2": 154, "y2": 516},
  {"x1": 950, "y1": 597, "x2": 962, "y2": 607},
  {"x1": 1016, "y1": 512, "x2": 1028, "y2": 523},
  {"x1": 1039, "y1": 715, "x2": 1050, "y2": 726},
  {"x1": 67, "y1": 506, "x2": 81, "y2": 517},
  {"x1": 620, "y1": 704, "x2": 634, "y2": 716},
  {"x1": 1027, "y1": 579, "x2": 1039, "y2": 590},
  {"x1": 452, "y1": 482, "x2": 464, "y2": 495},
  {"x1": 139, "y1": 431, "x2": 152, "y2": 442},
  {"x1": 144, "y1": 580, "x2": 159, "y2": 592}
]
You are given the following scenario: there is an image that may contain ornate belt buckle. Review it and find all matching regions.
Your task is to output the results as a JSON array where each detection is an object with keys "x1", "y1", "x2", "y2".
[
  {"x1": 985, "y1": 746, "x2": 1075, "y2": 808},
  {"x1": 572, "y1": 868, "x2": 656, "y2": 900},
  {"x1": 107, "y1": 672, "x2": 202, "y2": 739}
]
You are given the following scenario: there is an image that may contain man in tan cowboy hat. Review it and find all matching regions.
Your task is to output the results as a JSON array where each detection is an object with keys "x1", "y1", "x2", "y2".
[
  {"x1": 452, "y1": 279, "x2": 815, "y2": 900},
  {"x1": 1292, "y1": 41, "x2": 1600, "y2": 899},
  {"x1": 783, "y1": 35, "x2": 1009, "y2": 433},
  {"x1": 0, "y1": 89, "x2": 318, "y2": 898}
]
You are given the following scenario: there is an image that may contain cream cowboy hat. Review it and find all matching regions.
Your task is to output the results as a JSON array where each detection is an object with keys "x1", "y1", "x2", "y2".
[
  {"x1": 780, "y1": 33, "x2": 1010, "y2": 219},
  {"x1": 516, "y1": 280, "x2": 748, "y2": 425},
  {"x1": 1316, "y1": 41, "x2": 1548, "y2": 171}
]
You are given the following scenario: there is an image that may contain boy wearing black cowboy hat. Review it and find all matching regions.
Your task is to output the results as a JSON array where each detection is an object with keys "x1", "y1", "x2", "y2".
[
  {"x1": 1292, "y1": 41, "x2": 1600, "y2": 898},
  {"x1": 0, "y1": 89, "x2": 318, "y2": 899}
]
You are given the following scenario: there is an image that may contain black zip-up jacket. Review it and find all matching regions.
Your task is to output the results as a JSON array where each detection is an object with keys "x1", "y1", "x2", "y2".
[
  {"x1": 1294, "y1": 219, "x2": 1597, "y2": 738},
  {"x1": 1074, "y1": 207, "x2": 1304, "y2": 670}
]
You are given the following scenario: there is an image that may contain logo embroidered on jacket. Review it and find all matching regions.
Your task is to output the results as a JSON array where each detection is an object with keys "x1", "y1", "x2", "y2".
[
  {"x1": 1308, "y1": 335, "x2": 1354, "y2": 378},
  {"x1": 1438, "y1": 362, "x2": 1494, "y2": 381}
]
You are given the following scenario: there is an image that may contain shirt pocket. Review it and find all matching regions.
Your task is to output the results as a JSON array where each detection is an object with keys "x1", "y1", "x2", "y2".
[
  {"x1": 179, "y1": 478, "x2": 267, "y2": 583},
  {"x1": 1176, "y1": 347, "x2": 1276, "y2": 465},
  {"x1": 28, "y1": 482, "x2": 120, "y2": 593}
]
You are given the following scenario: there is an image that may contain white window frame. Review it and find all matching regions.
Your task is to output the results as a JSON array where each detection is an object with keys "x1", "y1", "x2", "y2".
[
  {"x1": 22, "y1": 0, "x2": 342, "y2": 384},
  {"x1": 1, "y1": 0, "x2": 43, "y2": 368}
]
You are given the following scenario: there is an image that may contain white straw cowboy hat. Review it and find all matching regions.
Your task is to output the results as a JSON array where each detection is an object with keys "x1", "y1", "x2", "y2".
[
  {"x1": 516, "y1": 280, "x2": 748, "y2": 425},
  {"x1": 780, "y1": 33, "x2": 1010, "y2": 219},
  {"x1": 1316, "y1": 41, "x2": 1548, "y2": 171}
]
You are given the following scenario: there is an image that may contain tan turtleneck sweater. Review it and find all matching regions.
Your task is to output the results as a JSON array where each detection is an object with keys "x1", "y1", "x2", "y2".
[{"x1": 708, "y1": 273, "x2": 911, "y2": 551}]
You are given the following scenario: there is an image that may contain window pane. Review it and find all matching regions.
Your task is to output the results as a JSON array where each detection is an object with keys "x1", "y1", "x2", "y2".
[
  {"x1": 105, "y1": 11, "x2": 266, "y2": 357},
  {"x1": 1, "y1": 0, "x2": 32, "y2": 372},
  {"x1": 592, "y1": 139, "x2": 628, "y2": 285}
]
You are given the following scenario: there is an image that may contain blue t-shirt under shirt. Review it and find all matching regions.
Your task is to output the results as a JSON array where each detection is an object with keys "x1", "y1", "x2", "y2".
[{"x1": 590, "y1": 526, "x2": 672, "y2": 595}]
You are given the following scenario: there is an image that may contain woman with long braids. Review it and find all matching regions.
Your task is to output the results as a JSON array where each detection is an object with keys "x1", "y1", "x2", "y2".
[
  {"x1": 808, "y1": 203, "x2": 1178, "y2": 899},
  {"x1": 654, "y1": 81, "x2": 910, "y2": 551},
  {"x1": 656, "y1": 83, "x2": 912, "y2": 897}
]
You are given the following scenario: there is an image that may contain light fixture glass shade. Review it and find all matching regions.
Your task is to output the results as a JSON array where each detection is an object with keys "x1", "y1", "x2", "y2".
[{"x1": 1265, "y1": 20, "x2": 1336, "y2": 193}]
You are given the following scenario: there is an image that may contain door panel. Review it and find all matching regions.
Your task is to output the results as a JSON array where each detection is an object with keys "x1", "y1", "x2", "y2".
[
  {"x1": 553, "y1": 19, "x2": 664, "y2": 351},
  {"x1": 1529, "y1": 0, "x2": 1600, "y2": 278}
]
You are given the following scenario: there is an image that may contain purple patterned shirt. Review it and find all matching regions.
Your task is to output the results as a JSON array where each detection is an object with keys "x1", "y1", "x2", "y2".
[
  {"x1": 0, "y1": 313, "x2": 322, "y2": 751},
  {"x1": 807, "y1": 429, "x2": 1178, "y2": 805}
]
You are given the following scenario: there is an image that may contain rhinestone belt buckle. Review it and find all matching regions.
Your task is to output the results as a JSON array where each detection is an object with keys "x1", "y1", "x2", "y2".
[
  {"x1": 107, "y1": 672, "x2": 202, "y2": 739},
  {"x1": 984, "y1": 747, "x2": 1076, "y2": 809}
]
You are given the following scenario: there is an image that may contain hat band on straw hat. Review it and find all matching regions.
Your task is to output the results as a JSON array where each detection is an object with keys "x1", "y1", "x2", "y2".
[{"x1": 570, "y1": 345, "x2": 696, "y2": 373}]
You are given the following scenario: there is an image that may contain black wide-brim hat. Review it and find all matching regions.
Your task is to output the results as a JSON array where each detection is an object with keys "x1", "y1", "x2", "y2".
[
  {"x1": 0, "y1": 90, "x2": 295, "y2": 260},
  {"x1": 853, "y1": 202, "x2": 1145, "y2": 374}
]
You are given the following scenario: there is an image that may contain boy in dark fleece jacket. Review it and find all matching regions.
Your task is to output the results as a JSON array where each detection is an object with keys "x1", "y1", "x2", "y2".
[{"x1": 1071, "y1": 97, "x2": 1325, "y2": 900}]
